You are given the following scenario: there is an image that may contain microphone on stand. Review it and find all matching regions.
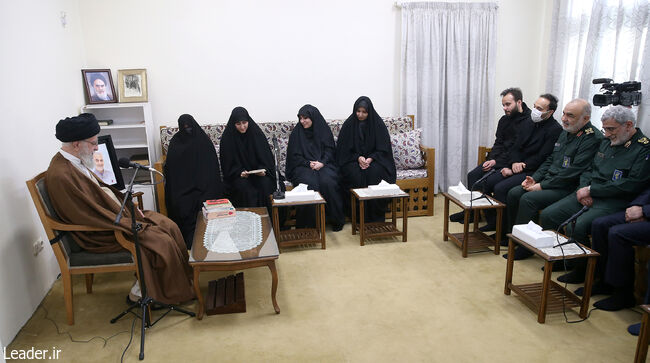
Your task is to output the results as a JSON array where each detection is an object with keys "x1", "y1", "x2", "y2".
[
  {"x1": 557, "y1": 205, "x2": 590, "y2": 231},
  {"x1": 470, "y1": 168, "x2": 496, "y2": 191},
  {"x1": 469, "y1": 169, "x2": 496, "y2": 208},
  {"x1": 553, "y1": 205, "x2": 589, "y2": 252},
  {"x1": 271, "y1": 137, "x2": 285, "y2": 199},
  {"x1": 118, "y1": 157, "x2": 164, "y2": 178}
]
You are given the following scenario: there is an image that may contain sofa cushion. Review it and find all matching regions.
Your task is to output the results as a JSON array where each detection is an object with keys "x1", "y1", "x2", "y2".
[
  {"x1": 396, "y1": 168, "x2": 427, "y2": 180},
  {"x1": 391, "y1": 129, "x2": 424, "y2": 170}
]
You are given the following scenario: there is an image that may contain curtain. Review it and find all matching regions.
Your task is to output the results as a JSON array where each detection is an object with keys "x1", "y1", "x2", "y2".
[
  {"x1": 400, "y1": 2, "x2": 498, "y2": 192},
  {"x1": 546, "y1": 0, "x2": 650, "y2": 133}
]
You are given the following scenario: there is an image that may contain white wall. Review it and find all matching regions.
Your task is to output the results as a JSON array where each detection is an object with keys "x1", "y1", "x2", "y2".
[
  {"x1": 0, "y1": 0, "x2": 555, "y2": 344},
  {"x1": 0, "y1": 0, "x2": 86, "y2": 345},
  {"x1": 78, "y1": 0, "x2": 553, "y2": 138}
]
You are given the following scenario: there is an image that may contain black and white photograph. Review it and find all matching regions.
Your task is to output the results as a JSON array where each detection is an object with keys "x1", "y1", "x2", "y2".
[{"x1": 118, "y1": 68, "x2": 148, "y2": 102}]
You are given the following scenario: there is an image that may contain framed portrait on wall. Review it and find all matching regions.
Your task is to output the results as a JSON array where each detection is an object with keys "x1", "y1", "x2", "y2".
[
  {"x1": 82, "y1": 69, "x2": 117, "y2": 104},
  {"x1": 93, "y1": 135, "x2": 125, "y2": 190},
  {"x1": 117, "y1": 69, "x2": 148, "y2": 103}
]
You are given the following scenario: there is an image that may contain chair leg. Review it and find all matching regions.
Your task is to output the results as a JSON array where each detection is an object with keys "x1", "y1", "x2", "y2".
[
  {"x1": 85, "y1": 274, "x2": 94, "y2": 293},
  {"x1": 62, "y1": 273, "x2": 74, "y2": 325}
]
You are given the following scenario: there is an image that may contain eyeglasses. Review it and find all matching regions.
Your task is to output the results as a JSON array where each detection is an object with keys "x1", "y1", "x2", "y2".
[
  {"x1": 601, "y1": 125, "x2": 621, "y2": 133},
  {"x1": 81, "y1": 140, "x2": 98, "y2": 146}
]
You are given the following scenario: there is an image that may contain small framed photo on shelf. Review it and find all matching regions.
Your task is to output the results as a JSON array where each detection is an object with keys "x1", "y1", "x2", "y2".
[
  {"x1": 117, "y1": 69, "x2": 148, "y2": 103},
  {"x1": 82, "y1": 69, "x2": 117, "y2": 104}
]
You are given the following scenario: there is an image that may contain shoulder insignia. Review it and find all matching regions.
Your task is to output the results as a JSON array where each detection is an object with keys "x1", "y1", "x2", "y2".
[
  {"x1": 638, "y1": 136, "x2": 649, "y2": 145},
  {"x1": 576, "y1": 131, "x2": 583, "y2": 137},
  {"x1": 625, "y1": 140, "x2": 632, "y2": 148},
  {"x1": 584, "y1": 127, "x2": 594, "y2": 134}
]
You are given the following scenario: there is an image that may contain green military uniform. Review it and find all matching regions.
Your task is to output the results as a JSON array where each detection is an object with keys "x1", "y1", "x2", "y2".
[
  {"x1": 540, "y1": 129, "x2": 650, "y2": 245},
  {"x1": 506, "y1": 122, "x2": 603, "y2": 232}
]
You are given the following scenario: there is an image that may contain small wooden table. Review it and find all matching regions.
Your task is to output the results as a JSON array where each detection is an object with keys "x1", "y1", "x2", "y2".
[
  {"x1": 271, "y1": 193, "x2": 327, "y2": 250},
  {"x1": 504, "y1": 233, "x2": 599, "y2": 324},
  {"x1": 635, "y1": 304, "x2": 650, "y2": 363},
  {"x1": 350, "y1": 188, "x2": 409, "y2": 246},
  {"x1": 189, "y1": 207, "x2": 280, "y2": 320},
  {"x1": 442, "y1": 191, "x2": 506, "y2": 258}
]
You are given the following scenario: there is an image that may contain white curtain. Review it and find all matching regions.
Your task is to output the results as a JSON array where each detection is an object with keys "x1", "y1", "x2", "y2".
[
  {"x1": 400, "y1": 2, "x2": 498, "y2": 191},
  {"x1": 546, "y1": 0, "x2": 650, "y2": 133}
]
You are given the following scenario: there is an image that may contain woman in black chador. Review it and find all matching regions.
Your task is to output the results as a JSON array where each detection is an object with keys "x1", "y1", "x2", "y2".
[
  {"x1": 164, "y1": 114, "x2": 224, "y2": 249},
  {"x1": 336, "y1": 96, "x2": 396, "y2": 222},
  {"x1": 220, "y1": 107, "x2": 278, "y2": 213},
  {"x1": 287, "y1": 105, "x2": 345, "y2": 231}
]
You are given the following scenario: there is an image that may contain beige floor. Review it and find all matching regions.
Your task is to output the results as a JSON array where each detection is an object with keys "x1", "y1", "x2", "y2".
[{"x1": 9, "y1": 195, "x2": 643, "y2": 362}]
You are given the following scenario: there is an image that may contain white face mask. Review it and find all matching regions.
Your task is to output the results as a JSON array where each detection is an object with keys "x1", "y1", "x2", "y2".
[{"x1": 530, "y1": 108, "x2": 545, "y2": 122}]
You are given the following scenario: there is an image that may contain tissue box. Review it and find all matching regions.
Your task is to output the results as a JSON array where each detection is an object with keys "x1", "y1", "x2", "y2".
[
  {"x1": 512, "y1": 224, "x2": 555, "y2": 248},
  {"x1": 369, "y1": 184, "x2": 400, "y2": 191},
  {"x1": 283, "y1": 190, "x2": 318, "y2": 202},
  {"x1": 448, "y1": 186, "x2": 481, "y2": 202}
]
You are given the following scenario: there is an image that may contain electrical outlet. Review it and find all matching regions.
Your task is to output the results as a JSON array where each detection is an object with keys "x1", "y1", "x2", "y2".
[{"x1": 33, "y1": 238, "x2": 44, "y2": 256}]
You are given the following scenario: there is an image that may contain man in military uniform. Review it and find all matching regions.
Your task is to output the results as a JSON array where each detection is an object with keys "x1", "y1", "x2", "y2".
[
  {"x1": 540, "y1": 105, "x2": 650, "y2": 284},
  {"x1": 504, "y1": 99, "x2": 603, "y2": 260},
  {"x1": 583, "y1": 186, "x2": 650, "y2": 311}
]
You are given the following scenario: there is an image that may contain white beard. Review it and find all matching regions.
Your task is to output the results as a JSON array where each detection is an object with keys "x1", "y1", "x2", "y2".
[{"x1": 79, "y1": 148, "x2": 95, "y2": 169}]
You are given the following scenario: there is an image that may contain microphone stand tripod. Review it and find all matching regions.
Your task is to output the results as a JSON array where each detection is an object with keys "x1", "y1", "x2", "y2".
[
  {"x1": 271, "y1": 136, "x2": 285, "y2": 200},
  {"x1": 110, "y1": 168, "x2": 194, "y2": 360},
  {"x1": 554, "y1": 219, "x2": 586, "y2": 254},
  {"x1": 469, "y1": 170, "x2": 495, "y2": 211}
]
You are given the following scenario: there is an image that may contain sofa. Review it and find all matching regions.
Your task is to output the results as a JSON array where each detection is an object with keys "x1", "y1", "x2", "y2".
[{"x1": 154, "y1": 116, "x2": 435, "y2": 218}]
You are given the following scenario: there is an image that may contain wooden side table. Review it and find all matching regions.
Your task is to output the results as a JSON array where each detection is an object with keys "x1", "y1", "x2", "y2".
[
  {"x1": 504, "y1": 233, "x2": 599, "y2": 323},
  {"x1": 635, "y1": 305, "x2": 650, "y2": 363},
  {"x1": 350, "y1": 188, "x2": 409, "y2": 246},
  {"x1": 271, "y1": 193, "x2": 327, "y2": 250},
  {"x1": 442, "y1": 192, "x2": 505, "y2": 257}
]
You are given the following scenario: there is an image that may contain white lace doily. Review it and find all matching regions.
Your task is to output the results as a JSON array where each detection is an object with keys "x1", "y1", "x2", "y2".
[{"x1": 203, "y1": 211, "x2": 263, "y2": 253}]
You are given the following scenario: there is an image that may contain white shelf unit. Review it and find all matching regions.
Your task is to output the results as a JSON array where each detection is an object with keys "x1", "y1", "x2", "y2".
[{"x1": 81, "y1": 102, "x2": 158, "y2": 211}]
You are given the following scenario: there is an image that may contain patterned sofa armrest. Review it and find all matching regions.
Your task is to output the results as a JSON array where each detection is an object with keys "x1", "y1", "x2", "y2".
[{"x1": 153, "y1": 156, "x2": 167, "y2": 216}]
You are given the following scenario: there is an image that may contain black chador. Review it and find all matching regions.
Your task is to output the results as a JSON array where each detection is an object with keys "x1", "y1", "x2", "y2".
[
  {"x1": 287, "y1": 105, "x2": 345, "y2": 231},
  {"x1": 219, "y1": 107, "x2": 279, "y2": 214},
  {"x1": 164, "y1": 114, "x2": 224, "y2": 249},
  {"x1": 336, "y1": 96, "x2": 396, "y2": 222}
]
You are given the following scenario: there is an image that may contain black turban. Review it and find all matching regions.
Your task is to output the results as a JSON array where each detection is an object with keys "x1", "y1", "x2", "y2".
[{"x1": 55, "y1": 113, "x2": 100, "y2": 142}]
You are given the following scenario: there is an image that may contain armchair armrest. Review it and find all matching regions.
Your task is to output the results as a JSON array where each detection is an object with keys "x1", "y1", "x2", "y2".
[
  {"x1": 477, "y1": 146, "x2": 492, "y2": 166},
  {"x1": 154, "y1": 156, "x2": 167, "y2": 216}
]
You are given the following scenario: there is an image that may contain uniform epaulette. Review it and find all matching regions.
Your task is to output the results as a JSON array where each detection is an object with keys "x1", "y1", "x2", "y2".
[
  {"x1": 638, "y1": 136, "x2": 649, "y2": 145},
  {"x1": 584, "y1": 127, "x2": 594, "y2": 134}
]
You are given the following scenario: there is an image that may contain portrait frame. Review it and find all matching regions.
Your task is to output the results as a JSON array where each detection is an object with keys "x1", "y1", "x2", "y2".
[
  {"x1": 117, "y1": 69, "x2": 148, "y2": 103},
  {"x1": 82, "y1": 69, "x2": 117, "y2": 105},
  {"x1": 95, "y1": 135, "x2": 125, "y2": 190}
]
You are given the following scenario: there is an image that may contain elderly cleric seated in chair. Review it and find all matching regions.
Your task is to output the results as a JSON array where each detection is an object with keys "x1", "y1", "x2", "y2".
[{"x1": 46, "y1": 113, "x2": 194, "y2": 305}]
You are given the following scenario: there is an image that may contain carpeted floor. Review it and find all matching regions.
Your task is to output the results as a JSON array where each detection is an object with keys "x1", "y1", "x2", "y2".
[{"x1": 8, "y1": 195, "x2": 643, "y2": 362}]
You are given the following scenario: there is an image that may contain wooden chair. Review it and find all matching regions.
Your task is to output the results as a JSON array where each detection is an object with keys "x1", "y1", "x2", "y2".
[
  {"x1": 477, "y1": 146, "x2": 492, "y2": 166},
  {"x1": 26, "y1": 171, "x2": 140, "y2": 325}
]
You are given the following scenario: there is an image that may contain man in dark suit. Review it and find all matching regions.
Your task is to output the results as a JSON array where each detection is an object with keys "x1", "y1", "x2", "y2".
[
  {"x1": 587, "y1": 186, "x2": 650, "y2": 311},
  {"x1": 449, "y1": 87, "x2": 531, "y2": 227}
]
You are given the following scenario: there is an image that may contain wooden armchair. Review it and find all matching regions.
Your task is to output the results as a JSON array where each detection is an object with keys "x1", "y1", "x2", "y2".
[
  {"x1": 27, "y1": 171, "x2": 140, "y2": 325},
  {"x1": 477, "y1": 146, "x2": 492, "y2": 166}
]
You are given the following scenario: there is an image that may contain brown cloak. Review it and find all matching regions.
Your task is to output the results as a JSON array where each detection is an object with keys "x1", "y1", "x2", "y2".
[{"x1": 45, "y1": 153, "x2": 194, "y2": 304}]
